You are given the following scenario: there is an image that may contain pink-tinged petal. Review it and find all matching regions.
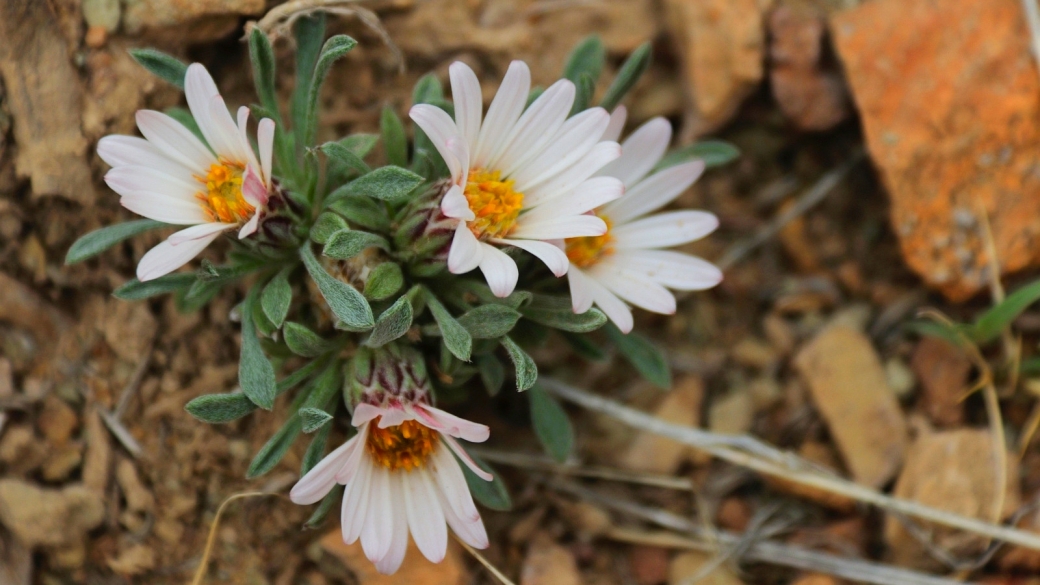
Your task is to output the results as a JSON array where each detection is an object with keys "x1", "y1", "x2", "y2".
[
  {"x1": 136, "y1": 227, "x2": 225, "y2": 281},
  {"x1": 592, "y1": 263, "x2": 677, "y2": 315},
  {"x1": 443, "y1": 436, "x2": 493, "y2": 481},
  {"x1": 523, "y1": 141, "x2": 621, "y2": 207},
  {"x1": 135, "y1": 110, "x2": 213, "y2": 174},
  {"x1": 493, "y1": 238, "x2": 569, "y2": 277},
  {"x1": 361, "y1": 467, "x2": 393, "y2": 563},
  {"x1": 168, "y1": 221, "x2": 236, "y2": 245},
  {"x1": 612, "y1": 210, "x2": 719, "y2": 250},
  {"x1": 447, "y1": 223, "x2": 483, "y2": 274},
  {"x1": 441, "y1": 185, "x2": 475, "y2": 221},
  {"x1": 352, "y1": 404, "x2": 383, "y2": 427},
  {"x1": 438, "y1": 487, "x2": 489, "y2": 549},
  {"x1": 258, "y1": 118, "x2": 275, "y2": 186},
  {"x1": 120, "y1": 192, "x2": 209, "y2": 225},
  {"x1": 473, "y1": 60, "x2": 531, "y2": 168},
  {"x1": 521, "y1": 176, "x2": 622, "y2": 224},
  {"x1": 409, "y1": 104, "x2": 464, "y2": 184},
  {"x1": 335, "y1": 425, "x2": 370, "y2": 483},
  {"x1": 612, "y1": 250, "x2": 723, "y2": 291},
  {"x1": 449, "y1": 61, "x2": 482, "y2": 154},
  {"x1": 104, "y1": 165, "x2": 199, "y2": 202},
  {"x1": 373, "y1": 477, "x2": 410, "y2": 574},
  {"x1": 290, "y1": 436, "x2": 360, "y2": 505},
  {"x1": 413, "y1": 404, "x2": 490, "y2": 442},
  {"x1": 241, "y1": 167, "x2": 268, "y2": 207},
  {"x1": 492, "y1": 79, "x2": 575, "y2": 174},
  {"x1": 403, "y1": 471, "x2": 448, "y2": 564},
  {"x1": 510, "y1": 214, "x2": 606, "y2": 241},
  {"x1": 209, "y1": 95, "x2": 252, "y2": 163},
  {"x1": 376, "y1": 405, "x2": 410, "y2": 428},
  {"x1": 596, "y1": 117, "x2": 672, "y2": 187},
  {"x1": 601, "y1": 105, "x2": 627, "y2": 142},
  {"x1": 477, "y1": 243, "x2": 519, "y2": 298},
  {"x1": 567, "y1": 266, "x2": 596, "y2": 314},
  {"x1": 341, "y1": 457, "x2": 374, "y2": 544},
  {"x1": 97, "y1": 136, "x2": 197, "y2": 182},
  {"x1": 602, "y1": 160, "x2": 706, "y2": 225},
  {"x1": 511, "y1": 107, "x2": 611, "y2": 192},
  {"x1": 429, "y1": 447, "x2": 480, "y2": 521},
  {"x1": 238, "y1": 213, "x2": 260, "y2": 239},
  {"x1": 236, "y1": 106, "x2": 263, "y2": 173}
]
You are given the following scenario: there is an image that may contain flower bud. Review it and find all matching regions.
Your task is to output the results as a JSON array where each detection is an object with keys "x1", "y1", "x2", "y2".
[
  {"x1": 347, "y1": 344, "x2": 431, "y2": 408},
  {"x1": 392, "y1": 179, "x2": 456, "y2": 276}
]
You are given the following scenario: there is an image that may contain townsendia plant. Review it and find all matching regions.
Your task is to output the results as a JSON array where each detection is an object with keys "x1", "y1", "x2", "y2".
[{"x1": 66, "y1": 22, "x2": 738, "y2": 575}]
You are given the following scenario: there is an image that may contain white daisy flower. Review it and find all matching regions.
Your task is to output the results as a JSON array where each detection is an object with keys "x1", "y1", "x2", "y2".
[
  {"x1": 409, "y1": 61, "x2": 624, "y2": 297},
  {"x1": 290, "y1": 400, "x2": 492, "y2": 575},
  {"x1": 565, "y1": 107, "x2": 723, "y2": 333},
  {"x1": 97, "y1": 63, "x2": 275, "y2": 282}
]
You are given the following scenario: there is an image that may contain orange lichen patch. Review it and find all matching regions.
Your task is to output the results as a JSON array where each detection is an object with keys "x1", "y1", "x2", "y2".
[
  {"x1": 464, "y1": 168, "x2": 523, "y2": 239},
  {"x1": 365, "y1": 418, "x2": 437, "y2": 471},
  {"x1": 196, "y1": 161, "x2": 254, "y2": 224},
  {"x1": 565, "y1": 215, "x2": 614, "y2": 268},
  {"x1": 832, "y1": 0, "x2": 1040, "y2": 301}
]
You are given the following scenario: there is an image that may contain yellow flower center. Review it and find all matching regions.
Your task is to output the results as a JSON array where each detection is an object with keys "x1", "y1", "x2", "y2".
[
  {"x1": 365, "y1": 418, "x2": 437, "y2": 471},
  {"x1": 565, "y1": 215, "x2": 614, "y2": 268},
  {"x1": 196, "y1": 161, "x2": 254, "y2": 224},
  {"x1": 464, "y1": 169, "x2": 524, "y2": 239}
]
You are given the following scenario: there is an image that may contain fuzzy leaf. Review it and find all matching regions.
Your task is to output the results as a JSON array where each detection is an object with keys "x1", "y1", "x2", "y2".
[
  {"x1": 561, "y1": 331, "x2": 608, "y2": 361},
  {"x1": 654, "y1": 140, "x2": 741, "y2": 171},
  {"x1": 606, "y1": 322, "x2": 671, "y2": 389},
  {"x1": 599, "y1": 41, "x2": 651, "y2": 111},
  {"x1": 66, "y1": 220, "x2": 167, "y2": 265},
  {"x1": 184, "y1": 393, "x2": 256, "y2": 424},
  {"x1": 246, "y1": 416, "x2": 302, "y2": 478},
  {"x1": 302, "y1": 423, "x2": 332, "y2": 475},
  {"x1": 341, "y1": 133, "x2": 379, "y2": 158},
  {"x1": 321, "y1": 141, "x2": 371, "y2": 175},
  {"x1": 381, "y1": 105, "x2": 408, "y2": 167},
  {"x1": 326, "y1": 195, "x2": 390, "y2": 231},
  {"x1": 458, "y1": 304, "x2": 521, "y2": 339},
  {"x1": 563, "y1": 35, "x2": 606, "y2": 85},
  {"x1": 364, "y1": 296, "x2": 413, "y2": 348},
  {"x1": 364, "y1": 262, "x2": 404, "y2": 301},
  {"x1": 427, "y1": 294, "x2": 472, "y2": 361},
  {"x1": 459, "y1": 452, "x2": 511, "y2": 511},
  {"x1": 501, "y1": 336, "x2": 537, "y2": 391},
  {"x1": 283, "y1": 321, "x2": 336, "y2": 357},
  {"x1": 571, "y1": 72, "x2": 595, "y2": 116},
  {"x1": 128, "y1": 48, "x2": 187, "y2": 88},
  {"x1": 477, "y1": 354, "x2": 505, "y2": 396},
  {"x1": 113, "y1": 273, "x2": 195, "y2": 300},
  {"x1": 291, "y1": 13, "x2": 326, "y2": 135},
  {"x1": 340, "y1": 165, "x2": 423, "y2": 203},
  {"x1": 306, "y1": 35, "x2": 358, "y2": 144},
  {"x1": 239, "y1": 290, "x2": 278, "y2": 409},
  {"x1": 522, "y1": 306, "x2": 607, "y2": 333},
  {"x1": 323, "y1": 229, "x2": 389, "y2": 259},
  {"x1": 301, "y1": 245, "x2": 374, "y2": 330},
  {"x1": 529, "y1": 384, "x2": 573, "y2": 463},
  {"x1": 310, "y1": 211, "x2": 349, "y2": 244},
  {"x1": 248, "y1": 28, "x2": 280, "y2": 123},
  {"x1": 299, "y1": 407, "x2": 334, "y2": 433},
  {"x1": 305, "y1": 485, "x2": 343, "y2": 528},
  {"x1": 261, "y1": 269, "x2": 292, "y2": 329}
]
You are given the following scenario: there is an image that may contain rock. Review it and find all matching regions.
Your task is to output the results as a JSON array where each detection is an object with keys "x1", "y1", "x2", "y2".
[
  {"x1": 790, "y1": 574, "x2": 840, "y2": 585},
  {"x1": 521, "y1": 534, "x2": 582, "y2": 585},
  {"x1": 910, "y1": 337, "x2": 970, "y2": 427},
  {"x1": 709, "y1": 390, "x2": 753, "y2": 435},
  {"x1": 663, "y1": 0, "x2": 772, "y2": 134},
  {"x1": 106, "y1": 543, "x2": 156, "y2": 576},
  {"x1": 0, "y1": 425, "x2": 46, "y2": 476},
  {"x1": 885, "y1": 429, "x2": 1020, "y2": 570},
  {"x1": 37, "y1": 394, "x2": 78, "y2": 445},
  {"x1": 122, "y1": 0, "x2": 264, "y2": 40},
  {"x1": 0, "y1": 481, "x2": 105, "y2": 548},
  {"x1": 116, "y1": 459, "x2": 155, "y2": 513},
  {"x1": 730, "y1": 336, "x2": 779, "y2": 369},
  {"x1": 768, "y1": 441, "x2": 857, "y2": 512},
  {"x1": 319, "y1": 528, "x2": 468, "y2": 585},
  {"x1": 620, "y1": 377, "x2": 704, "y2": 474},
  {"x1": 716, "y1": 497, "x2": 752, "y2": 532},
  {"x1": 768, "y1": 0, "x2": 849, "y2": 130},
  {"x1": 831, "y1": 0, "x2": 1040, "y2": 300},
  {"x1": 668, "y1": 551, "x2": 745, "y2": 585},
  {"x1": 884, "y1": 357, "x2": 915, "y2": 399},
  {"x1": 83, "y1": 0, "x2": 120, "y2": 31},
  {"x1": 0, "y1": 526, "x2": 31, "y2": 585},
  {"x1": 794, "y1": 325, "x2": 907, "y2": 487},
  {"x1": 41, "y1": 444, "x2": 83, "y2": 482},
  {"x1": 629, "y1": 545, "x2": 669, "y2": 585},
  {"x1": 82, "y1": 407, "x2": 112, "y2": 492},
  {"x1": 0, "y1": 1, "x2": 95, "y2": 205},
  {"x1": 102, "y1": 299, "x2": 157, "y2": 363}
]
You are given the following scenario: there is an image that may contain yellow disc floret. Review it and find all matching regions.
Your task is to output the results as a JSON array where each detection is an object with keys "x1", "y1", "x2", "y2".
[
  {"x1": 365, "y1": 418, "x2": 437, "y2": 471},
  {"x1": 464, "y1": 169, "x2": 524, "y2": 239},
  {"x1": 565, "y1": 215, "x2": 614, "y2": 268},
  {"x1": 197, "y1": 161, "x2": 254, "y2": 224}
]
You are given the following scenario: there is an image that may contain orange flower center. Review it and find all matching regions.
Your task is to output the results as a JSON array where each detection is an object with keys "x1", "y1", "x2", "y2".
[
  {"x1": 565, "y1": 215, "x2": 614, "y2": 268},
  {"x1": 196, "y1": 161, "x2": 254, "y2": 224},
  {"x1": 365, "y1": 417, "x2": 437, "y2": 471},
  {"x1": 464, "y1": 168, "x2": 524, "y2": 239}
]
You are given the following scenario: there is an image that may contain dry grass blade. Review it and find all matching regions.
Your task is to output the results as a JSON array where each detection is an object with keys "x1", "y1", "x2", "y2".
[
  {"x1": 191, "y1": 492, "x2": 271, "y2": 585},
  {"x1": 453, "y1": 535, "x2": 515, "y2": 585}
]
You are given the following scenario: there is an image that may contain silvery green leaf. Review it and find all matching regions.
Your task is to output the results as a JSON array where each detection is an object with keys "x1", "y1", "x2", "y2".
[
  {"x1": 321, "y1": 141, "x2": 370, "y2": 175},
  {"x1": 599, "y1": 41, "x2": 651, "y2": 112},
  {"x1": 65, "y1": 219, "x2": 166, "y2": 265},
  {"x1": 326, "y1": 195, "x2": 389, "y2": 231},
  {"x1": 654, "y1": 140, "x2": 740, "y2": 171},
  {"x1": 364, "y1": 263, "x2": 403, "y2": 301},
  {"x1": 305, "y1": 485, "x2": 342, "y2": 528},
  {"x1": 302, "y1": 422, "x2": 332, "y2": 478},
  {"x1": 305, "y1": 35, "x2": 358, "y2": 145},
  {"x1": 529, "y1": 384, "x2": 573, "y2": 463},
  {"x1": 113, "y1": 273, "x2": 195, "y2": 300},
  {"x1": 606, "y1": 322, "x2": 670, "y2": 389},
  {"x1": 458, "y1": 304, "x2": 521, "y2": 339},
  {"x1": 249, "y1": 28, "x2": 280, "y2": 123},
  {"x1": 563, "y1": 35, "x2": 606, "y2": 85},
  {"x1": 339, "y1": 165, "x2": 423, "y2": 203},
  {"x1": 184, "y1": 393, "x2": 256, "y2": 424},
  {"x1": 301, "y1": 245, "x2": 374, "y2": 330},
  {"x1": 501, "y1": 336, "x2": 537, "y2": 391},
  {"x1": 521, "y1": 306, "x2": 607, "y2": 333},
  {"x1": 261, "y1": 268, "x2": 292, "y2": 329},
  {"x1": 381, "y1": 105, "x2": 408, "y2": 167},
  {"x1": 283, "y1": 321, "x2": 336, "y2": 358},
  {"x1": 341, "y1": 133, "x2": 379, "y2": 158},
  {"x1": 128, "y1": 48, "x2": 187, "y2": 88},
  {"x1": 291, "y1": 13, "x2": 326, "y2": 139},
  {"x1": 363, "y1": 296, "x2": 413, "y2": 348},
  {"x1": 571, "y1": 72, "x2": 595, "y2": 116},
  {"x1": 246, "y1": 416, "x2": 302, "y2": 478},
  {"x1": 323, "y1": 229, "x2": 389, "y2": 259},
  {"x1": 239, "y1": 289, "x2": 278, "y2": 410},
  {"x1": 459, "y1": 452, "x2": 511, "y2": 511},
  {"x1": 310, "y1": 211, "x2": 349, "y2": 244},
  {"x1": 299, "y1": 408, "x2": 333, "y2": 433},
  {"x1": 477, "y1": 354, "x2": 505, "y2": 396},
  {"x1": 427, "y1": 294, "x2": 472, "y2": 361}
]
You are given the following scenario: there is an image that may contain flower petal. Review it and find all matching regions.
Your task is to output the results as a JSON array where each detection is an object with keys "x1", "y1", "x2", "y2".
[
  {"x1": 412, "y1": 404, "x2": 490, "y2": 442},
  {"x1": 602, "y1": 160, "x2": 706, "y2": 225},
  {"x1": 241, "y1": 166, "x2": 268, "y2": 208},
  {"x1": 120, "y1": 191, "x2": 209, "y2": 225},
  {"x1": 612, "y1": 250, "x2": 723, "y2": 291},
  {"x1": 473, "y1": 61, "x2": 531, "y2": 168},
  {"x1": 352, "y1": 404, "x2": 383, "y2": 427},
  {"x1": 567, "y1": 266, "x2": 596, "y2": 314},
  {"x1": 442, "y1": 435, "x2": 493, "y2": 481},
  {"x1": 373, "y1": 476, "x2": 410, "y2": 574},
  {"x1": 236, "y1": 106, "x2": 263, "y2": 173},
  {"x1": 494, "y1": 238, "x2": 569, "y2": 277},
  {"x1": 580, "y1": 270, "x2": 634, "y2": 333},
  {"x1": 342, "y1": 456, "x2": 374, "y2": 544},
  {"x1": 592, "y1": 263, "x2": 677, "y2": 315},
  {"x1": 404, "y1": 470, "x2": 448, "y2": 564},
  {"x1": 104, "y1": 165, "x2": 199, "y2": 202},
  {"x1": 441, "y1": 185, "x2": 475, "y2": 221},
  {"x1": 521, "y1": 176, "x2": 622, "y2": 224},
  {"x1": 335, "y1": 425, "x2": 370, "y2": 484},
  {"x1": 477, "y1": 243, "x2": 519, "y2": 298},
  {"x1": 167, "y1": 221, "x2": 236, "y2": 245},
  {"x1": 409, "y1": 104, "x2": 463, "y2": 184},
  {"x1": 601, "y1": 105, "x2": 627, "y2": 142},
  {"x1": 448, "y1": 223, "x2": 483, "y2": 274},
  {"x1": 429, "y1": 447, "x2": 480, "y2": 521},
  {"x1": 361, "y1": 466, "x2": 393, "y2": 563},
  {"x1": 449, "y1": 61, "x2": 483, "y2": 154},
  {"x1": 511, "y1": 214, "x2": 606, "y2": 240},
  {"x1": 523, "y1": 141, "x2": 621, "y2": 207},
  {"x1": 612, "y1": 211, "x2": 720, "y2": 250},
  {"x1": 492, "y1": 79, "x2": 575, "y2": 174},
  {"x1": 135, "y1": 110, "x2": 213, "y2": 174},
  {"x1": 97, "y1": 136, "x2": 197, "y2": 182},
  {"x1": 258, "y1": 118, "x2": 275, "y2": 185},
  {"x1": 596, "y1": 117, "x2": 672, "y2": 187},
  {"x1": 136, "y1": 227, "x2": 226, "y2": 281},
  {"x1": 511, "y1": 107, "x2": 611, "y2": 192},
  {"x1": 290, "y1": 436, "x2": 360, "y2": 505}
]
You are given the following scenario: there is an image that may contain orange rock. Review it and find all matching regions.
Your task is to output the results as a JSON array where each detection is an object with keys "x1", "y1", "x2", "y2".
[
  {"x1": 628, "y1": 545, "x2": 669, "y2": 585},
  {"x1": 910, "y1": 337, "x2": 970, "y2": 427},
  {"x1": 521, "y1": 534, "x2": 582, "y2": 585},
  {"x1": 620, "y1": 377, "x2": 704, "y2": 473},
  {"x1": 831, "y1": 0, "x2": 1040, "y2": 300}
]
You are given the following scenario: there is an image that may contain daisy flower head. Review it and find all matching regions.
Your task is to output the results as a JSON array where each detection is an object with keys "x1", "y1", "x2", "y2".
[
  {"x1": 409, "y1": 61, "x2": 625, "y2": 297},
  {"x1": 565, "y1": 107, "x2": 723, "y2": 333},
  {"x1": 97, "y1": 63, "x2": 275, "y2": 281},
  {"x1": 290, "y1": 345, "x2": 492, "y2": 575}
]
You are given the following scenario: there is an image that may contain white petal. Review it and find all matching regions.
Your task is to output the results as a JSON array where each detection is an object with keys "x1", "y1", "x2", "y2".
[
  {"x1": 473, "y1": 61, "x2": 531, "y2": 168},
  {"x1": 185, "y1": 64, "x2": 245, "y2": 161},
  {"x1": 168, "y1": 221, "x2": 236, "y2": 245},
  {"x1": 567, "y1": 266, "x2": 596, "y2": 314},
  {"x1": 105, "y1": 165, "x2": 199, "y2": 201},
  {"x1": 592, "y1": 263, "x2": 677, "y2": 314},
  {"x1": 441, "y1": 184, "x2": 475, "y2": 221},
  {"x1": 494, "y1": 238, "x2": 569, "y2": 277},
  {"x1": 377, "y1": 404, "x2": 409, "y2": 428},
  {"x1": 135, "y1": 110, "x2": 213, "y2": 174},
  {"x1": 612, "y1": 211, "x2": 719, "y2": 250},
  {"x1": 404, "y1": 470, "x2": 448, "y2": 563},
  {"x1": 477, "y1": 243, "x2": 519, "y2": 298},
  {"x1": 352, "y1": 405, "x2": 383, "y2": 427},
  {"x1": 373, "y1": 477, "x2": 410, "y2": 575},
  {"x1": 341, "y1": 458, "x2": 374, "y2": 544},
  {"x1": 443, "y1": 436, "x2": 493, "y2": 481},
  {"x1": 409, "y1": 104, "x2": 464, "y2": 184},
  {"x1": 335, "y1": 425, "x2": 370, "y2": 484},
  {"x1": 411, "y1": 404, "x2": 490, "y2": 442},
  {"x1": 511, "y1": 214, "x2": 607, "y2": 240},
  {"x1": 511, "y1": 107, "x2": 611, "y2": 192},
  {"x1": 602, "y1": 160, "x2": 706, "y2": 225},
  {"x1": 236, "y1": 107, "x2": 263, "y2": 174},
  {"x1": 520, "y1": 177, "x2": 622, "y2": 224},
  {"x1": 580, "y1": 270, "x2": 634, "y2": 333},
  {"x1": 429, "y1": 447, "x2": 480, "y2": 521},
  {"x1": 597, "y1": 117, "x2": 672, "y2": 187},
  {"x1": 361, "y1": 467, "x2": 393, "y2": 563},
  {"x1": 449, "y1": 62, "x2": 483, "y2": 154},
  {"x1": 492, "y1": 79, "x2": 575, "y2": 174},
  {"x1": 136, "y1": 227, "x2": 225, "y2": 281},
  {"x1": 523, "y1": 141, "x2": 621, "y2": 207},
  {"x1": 209, "y1": 95, "x2": 252, "y2": 163},
  {"x1": 258, "y1": 118, "x2": 275, "y2": 185},
  {"x1": 290, "y1": 436, "x2": 359, "y2": 505},
  {"x1": 601, "y1": 105, "x2": 627, "y2": 142},
  {"x1": 448, "y1": 223, "x2": 483, "y2": 274},
  {"x1": 97, "y1": 136, "x2": 197, "y2": 182},
  {"x1": 120, "y1": 192, "x2": 209, "y2": 225},
  {"x1": 239, "y1": 213, "x2": 258, "y2": 239},
  {"x1": 613, "y1": 250, "x2": 723, "y2": 291}
]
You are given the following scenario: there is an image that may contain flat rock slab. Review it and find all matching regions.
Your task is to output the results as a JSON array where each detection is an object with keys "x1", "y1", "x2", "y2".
[
  {"x1": 794, "y1": 325, "x2": 907, "y2": 487},
  {"x1": 832, "y1": 0, "x2": 1040, "y2": 300}
]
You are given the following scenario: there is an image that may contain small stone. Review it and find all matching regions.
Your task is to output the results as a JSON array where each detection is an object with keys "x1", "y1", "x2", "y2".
[
  {"x1": 768, "y1": 441, "x2": 857, "y2": 512},
  {"x1": 82, "y1": 407, "x2": 112, "y2": 492},
  {"x1": 910, "y1": 337, "x2": 970, "y2": 427},
  {"x1": 556, "y1": 500, "x2": 612, "y2": 538},
  {"x1": 0, "y1": 358, "x2": 12, "y2": 397},
  {"x1": 794, "y1": 325, "x2": 907, "y2": 487},
  {"x1": 83, "y1": 0, "x2": 121, "y2": 31},
  {"x1": 37, "y1": 394, "x2": 78, "y2": 446},
  {"x1": 106, "y1": 544, "x2": 156, "y2": 576},
  {"x1": 709, "y1": 390, "x2": 753, "y2": 435},
  {"x1": 102, "y1": 299, "x2": 156, "y2": 363},
  {"x1": 790, "y1": 574, "x2": 840, "y2": 585},
  {"x1": 716, "y1": 497, "x2": 752, "y2": 532},
  {"x1": 730, "y1": 337, "x2": 779, "y2": 369},
  {"x1": 669, "y1": 551, "x2": 745, "y2": 585},
  {"x1": 0, "y1": 480, "x2": 105, "y2": 548},
  {"x1": 84, "y1": 25, "x2": 108, "y2": 48},
  {"x1": 41, "y1": 443, "x2": 83, "y2": 482},
  {"x1": 620, "y1": 377, "x2": 704, "y2": 474},
  {"x1": 629, "y1": 545, "x2": 669, "y2": 585},
  {"x1": 116, "y1": 459, "x2": 155, "y2": 513},
  {"x1": 522, "y1": 534, "x2": 582, "y2": 585},
  {"x1": 884, "y1": 357, "x2": 915, "y2": 398}
]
